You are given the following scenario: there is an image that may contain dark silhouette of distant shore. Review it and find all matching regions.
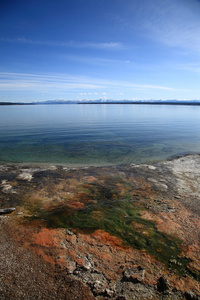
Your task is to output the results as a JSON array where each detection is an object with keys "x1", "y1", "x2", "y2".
[
  {"x1": 1, "y1": 100, "x2": 200, "y2": 106},
  {"x1": 79, "y1": 101, "x2": 200, "y2": 105}
]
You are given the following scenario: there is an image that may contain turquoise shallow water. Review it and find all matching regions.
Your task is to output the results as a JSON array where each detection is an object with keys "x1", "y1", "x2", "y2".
[{"x1": 0, "y1": 104, "x2": 200, "y2": 165}]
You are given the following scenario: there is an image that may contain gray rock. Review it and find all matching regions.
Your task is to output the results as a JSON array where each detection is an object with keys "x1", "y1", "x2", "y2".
[
  {"x1": 123, "y1": 266, "x2": 145, "y2": 283},
  {"x1": 105, "y1": 288, "x2": 115, "y2": 297},
  {"x1": 185, "y1": 290, "x2": 200, "y2": 300},
  {"x1": 148, "y1": 165, "x2": 157, "y2": 170},
  {"x1": 66, "y1": 229, "x2": 74, "y2": 235},
  {"x1": 17, "y1": 172, "x2": 33, "y2": 181},
  {"x1": 82, "y1": 260, "x2": 92, "y2": 271},
  {"x1": 0, "y1": 207, "x2": 16, "y2": 215},
  {"x1": 1, "y1": 180, "x2": 17, "y2": 194},
  {"x1": 66, "y1": 261, "x2": 76, "y2": 274}
]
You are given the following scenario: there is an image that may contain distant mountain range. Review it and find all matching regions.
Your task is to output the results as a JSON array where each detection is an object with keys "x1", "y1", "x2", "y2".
[{"x1": 1, "y1": 99, "x2": 200, "y2": 105}]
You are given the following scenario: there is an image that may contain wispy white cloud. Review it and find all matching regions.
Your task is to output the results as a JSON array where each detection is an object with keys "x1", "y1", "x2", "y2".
[
  {"x1": 0, "y1": 72, "x2": 175, "y2": 93},
  {"x1": 141, "y1": 0, "x2": 200, "y2": 53},
  {"x1": 112, "y1": 0, "x2": 200, "y2": 54},
  {"x1": 62, "y1": 54, "x2": 129, "y2": 66},
  {"x1": 78, "y1": 42, "x2": 124, "y2": 50},
  {"x1": 0, "y1": 38, "x2": 124, "y2": 50},
  {"x1": 80, "y1": 92, "x2": 98, "y2": 96},
  {"x1": 178, "y1": 63, "x2": 200, "y2": 74},
  {"x1": 0, "y1": 72, "x2": 101, "y2": 91},
  {"x1": 121, "y1": 83, "x2": 174, "y2": 91}
]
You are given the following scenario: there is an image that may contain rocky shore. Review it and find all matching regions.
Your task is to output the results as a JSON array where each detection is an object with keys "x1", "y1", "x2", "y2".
[{"x1": 0, "y1": 154, "x2": 200, "y2": 299}]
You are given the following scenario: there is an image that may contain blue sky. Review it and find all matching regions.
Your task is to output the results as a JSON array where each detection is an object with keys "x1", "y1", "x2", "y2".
[{"x1": 0, "y1": 0, "x2": 200, "y2": 102}]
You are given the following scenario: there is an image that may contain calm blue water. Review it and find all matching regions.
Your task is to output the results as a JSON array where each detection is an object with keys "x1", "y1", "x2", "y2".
[{"x1": 0, "y1": 104, "x2": 200, "y2": 165}]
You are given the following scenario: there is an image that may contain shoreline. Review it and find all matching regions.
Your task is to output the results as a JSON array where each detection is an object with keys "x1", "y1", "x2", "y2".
[{"x1": 0, "y1": 152, "x2": 198, "y2": 169}]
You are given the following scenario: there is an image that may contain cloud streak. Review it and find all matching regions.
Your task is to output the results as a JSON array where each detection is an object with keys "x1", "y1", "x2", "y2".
[
  {"x1": 1, "y1": 38, "x2": 124, "y2": 50},
  {"x1": 62, "y1": 54, "x2": 131, "y2": 66},
  {"x1": 141, "y1": 0, "x2": 200, "y2": 53},
  {"x1": 0, "y1": 72, "x2": 174, "y2": 93},
  {"x1": 112, "y1": 0, "x2": 200, "y2": 54},
  {"x1": 178, "y1": 63, "x2": 200, "y2": 74},
  {"x1": 0, "y1": 72, "x2": 101, "y2": 91}
]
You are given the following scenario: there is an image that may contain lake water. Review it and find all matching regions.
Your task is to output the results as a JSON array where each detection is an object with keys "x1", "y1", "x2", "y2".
[{"x1": 0, "y1": 104, "x2": 200, "y2": 165}]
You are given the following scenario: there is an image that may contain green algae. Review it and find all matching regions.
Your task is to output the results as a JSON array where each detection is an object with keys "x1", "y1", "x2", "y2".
[{"x1": 25, "y1": 182, "x2": 199, "y2": 281}]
